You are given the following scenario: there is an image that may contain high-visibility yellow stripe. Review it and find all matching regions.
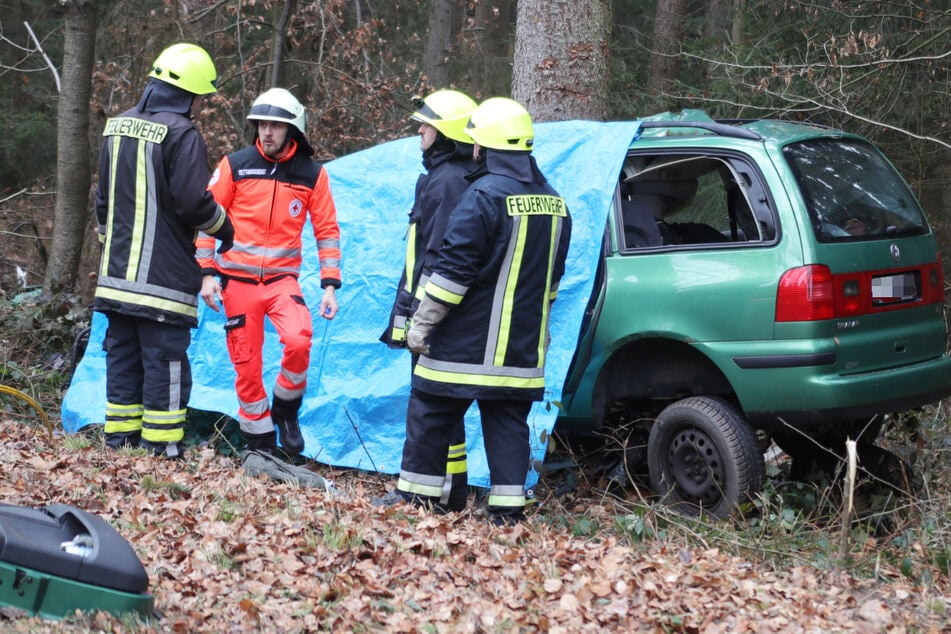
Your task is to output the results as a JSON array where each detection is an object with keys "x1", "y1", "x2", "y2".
[
  {"x1": 446, "y1": 459, "x2": 468, "y2": 475},
  {"x1": 397, "y1": 477, "x2": 443, "y2": 499},
  {"x1": 104, "y1": 419, "x2": 142, "y2": 434},
  {"x1": 537, "y1": 219, "x2": 558, "y2": 364},
  {"x1": 414, "y1": 362, "x2": 545, "y2": 390},
  {"x1": 495, "y1": 217, "x2": 529, "y2": 365},
  {"x1": 403, "y1": 223, "x2": 417, "y2": 293},
  {"x1": 126, "y1": 141, "x2": 148, "y2": 280},
  {"x1": 425, "y1": 281, "x2": 464, "y2": 306},
  {"x1": 101, "y1": 137, "x2": 122, "y2": 275},
  {"x1": 106, "y1": 402, "x2": 144, "y2": 417},
  {"x1": 95, "y1": 286, "x2": 197, "y2": 318}
]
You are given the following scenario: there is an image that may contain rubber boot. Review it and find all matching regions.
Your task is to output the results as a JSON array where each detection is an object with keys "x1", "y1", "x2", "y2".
[
  {"x1": 244, "y1": 431, "x2": 279, "y2": 455},
  {"x1": 271, "y1": 396, "x2": 304, "y2": 455}
]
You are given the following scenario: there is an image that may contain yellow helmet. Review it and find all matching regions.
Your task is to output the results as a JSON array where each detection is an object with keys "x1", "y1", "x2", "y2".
[
  {"x1": 411, "y1": 90, "x2": 477, "y2": 144},
  {"x1": 465, "y1": 97, "x2": 534, "y2": 151},
  {"x1": 149, "y1": 43, "x2": 218, "y2": 96}
]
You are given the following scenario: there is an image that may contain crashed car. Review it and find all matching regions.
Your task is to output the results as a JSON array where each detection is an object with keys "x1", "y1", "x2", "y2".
[{"x1": 556, "y1": 111, "x2": 951, "y2": 517}]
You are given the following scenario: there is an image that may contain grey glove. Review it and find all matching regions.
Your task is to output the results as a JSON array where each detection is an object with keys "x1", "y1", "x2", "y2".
[{"x1": 406, "y1": 295, "x2": 450, "y2": 356}]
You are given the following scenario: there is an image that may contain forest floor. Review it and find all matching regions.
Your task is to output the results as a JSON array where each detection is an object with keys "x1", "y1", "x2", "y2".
[{"x1": 0, "y1": 415, "x2": 947, "y2": 633}]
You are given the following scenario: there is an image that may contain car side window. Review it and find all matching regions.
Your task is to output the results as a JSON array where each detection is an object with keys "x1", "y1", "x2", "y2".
[{"x1": 619, "y1": 153, "x2": 767, "y2": 250}]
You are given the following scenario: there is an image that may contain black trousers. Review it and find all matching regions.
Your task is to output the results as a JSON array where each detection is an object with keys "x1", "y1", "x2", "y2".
[
  {"x1": 400, "y1": 388, "x2": 531, "y2": 518},
  {"x1": 103, "y1": 312, "x2": 192, "y2": 444}
]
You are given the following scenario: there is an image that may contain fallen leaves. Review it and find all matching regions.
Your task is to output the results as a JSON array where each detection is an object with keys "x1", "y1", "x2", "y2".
[{"x1": 0, "y1": 420, "x2": 947, "y2": 633}]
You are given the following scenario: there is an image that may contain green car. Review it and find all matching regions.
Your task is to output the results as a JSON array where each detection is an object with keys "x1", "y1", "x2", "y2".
[{"x1": 557, "y1": 111, "x2": 951, "y2": 518}]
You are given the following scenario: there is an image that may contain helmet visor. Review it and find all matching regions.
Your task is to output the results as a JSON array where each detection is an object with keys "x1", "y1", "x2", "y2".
[
  {"x1": 248, "y1": 103, "x2": 297, "y2": 121},
  {"x1": 410, "y1": 98, "x2": 440, "y2": 125}
]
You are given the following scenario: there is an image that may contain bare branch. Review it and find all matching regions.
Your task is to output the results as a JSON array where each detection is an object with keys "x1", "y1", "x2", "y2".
[{"x1": 23, "y1": 21, "x2": 61, "y2": 93}]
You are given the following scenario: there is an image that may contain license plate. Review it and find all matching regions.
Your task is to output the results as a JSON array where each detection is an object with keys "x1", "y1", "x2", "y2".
[{"x1": 872, "y1": 272, "x2": 918, "y2": 305}]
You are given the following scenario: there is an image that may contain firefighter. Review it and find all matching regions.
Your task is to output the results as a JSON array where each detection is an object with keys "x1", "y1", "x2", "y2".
[
  {"x1": 197, "y1": 88, "x2": 342, "y2": 457},
  {"x1": 398, "y1": 97, "x2": 572, "y2": 524},
  {"x1": 95, "y1": 42, "x2": 234, "y2": 460},
  {"x1": 376, "y1": 90, "x2": 478, "y2": 512}
]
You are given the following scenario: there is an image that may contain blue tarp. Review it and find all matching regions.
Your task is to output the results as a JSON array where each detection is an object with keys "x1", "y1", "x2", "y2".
[{"x1": 62, "y1": 120, "x2": 640, "y2": 489}]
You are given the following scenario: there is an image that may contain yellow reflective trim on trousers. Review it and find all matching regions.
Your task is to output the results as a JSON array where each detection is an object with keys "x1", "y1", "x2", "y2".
[
  {"x1": 106, "y1": 402, "x2": 144, "y2": 417},
  {"x1": 104, "y1": 419, "x2": 142, "y2": 434},
  {"x1": 495, "y1": 217, "x2": 528, "y2": 365},
  {"x1": 424, "y1": 280, "x2": 464, "y2": 306},
  {"x1": 414, "y1": 363, "x2": 545, "y2": 389},
  {"x1": 127, "y1": 140, "x2": 148, "y2": 281},
  {"x1": 141, "y1": 408, "x2": 186, "y2": 443},
  {"x1": 446, "y1": 459, "x2": 467, "y2": 475},
  {"x1": 144, "y1": 408, "x2": 187, "y2": 423},
  {"x1": 397, "y1": 477, "x2": 443, "y2": 498},
  {"x1": 140, "y1": 427, "x2": 183, "y2": 442},
  {"x1": 94, "y1": 286, "x2": 198, "y2": 318},
  {"x1": 447, "y1": 443, "x2": 466, "y2": 459},
  {"x1": 402, "y1": 223, "x2": 417, "y2": 294},
  {"x1": 487, "y1": 493, "x2": 526, "y2": 508}
]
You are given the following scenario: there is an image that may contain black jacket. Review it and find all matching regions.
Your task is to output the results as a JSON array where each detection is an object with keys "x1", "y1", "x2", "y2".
[
  {"x1": 381, "y1": 141, "x2": 476, "y2": 347},
  {"x1": 94, "y1": 79, "x2": 230, "y2": 327},
  {"x1": 413, "y1": 150, "x2": 572, "y2": 400}
]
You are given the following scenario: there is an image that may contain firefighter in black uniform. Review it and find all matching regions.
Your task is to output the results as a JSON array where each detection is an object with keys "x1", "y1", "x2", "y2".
[
  {"x1": 377, "y1": 89, "x2": 478, "y2": 512},
  {"x1": 400, "y1": 97, "x2": 572, "y2": 524},
  {"x1": 94, "y1": 42, "x2": 234, "y2": 459}
]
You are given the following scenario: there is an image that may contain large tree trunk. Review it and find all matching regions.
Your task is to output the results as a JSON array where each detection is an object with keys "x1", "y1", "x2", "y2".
[
  {"x1": 44, "y1": 0, "x2": 98, "y2": 296},
  {"x1": 646, "y1": 0, "x2": 687, "y2": 99},
  {"x1": 512, "y1": 0, "x2": 611, "y2": 121},
  {"x1": 423, "y1": 0, "x2": 454, "y2": 88}
]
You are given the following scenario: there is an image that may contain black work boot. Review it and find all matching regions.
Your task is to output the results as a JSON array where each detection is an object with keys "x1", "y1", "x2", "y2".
[
  {"x1": 244, "y1": 431, "x2": 279, "y2": 455},
  {"x1": 105, "y1": 430, "x2": 141, "y2": 450},
  {"x1": 139, "y1": 438, "x2": 184, "y2": 460},
  {"x1": 271, "y1": 395, "x2": 304, "y2": 455}
]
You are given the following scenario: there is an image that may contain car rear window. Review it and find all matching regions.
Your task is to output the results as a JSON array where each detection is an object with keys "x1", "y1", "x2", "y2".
[{"x1": 783, "y1": 139, "x2": 928, "y2": 242}]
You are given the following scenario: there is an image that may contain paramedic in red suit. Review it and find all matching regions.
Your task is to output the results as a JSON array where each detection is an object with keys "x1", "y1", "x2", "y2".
[{"x1": 197, "y1": 88, "x2": 342, "y2": 457}]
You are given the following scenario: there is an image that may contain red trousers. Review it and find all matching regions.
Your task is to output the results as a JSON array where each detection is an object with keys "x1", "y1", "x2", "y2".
[{"x1": 221, "y1": 276, "x2": 313, "y2": 435}]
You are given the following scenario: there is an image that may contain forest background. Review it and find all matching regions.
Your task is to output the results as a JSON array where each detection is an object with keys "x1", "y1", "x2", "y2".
[
  {"x1": 0, "y1": 0, "x2": 948, "y2": 308},
  {"x1": 0, "y1": 2, "x2": 947, "y2": 629}
]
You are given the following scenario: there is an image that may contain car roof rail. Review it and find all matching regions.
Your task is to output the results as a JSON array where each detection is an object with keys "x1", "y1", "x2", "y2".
[{"x1": 638, "y1": 120, "x2": 762, "y2": 141}]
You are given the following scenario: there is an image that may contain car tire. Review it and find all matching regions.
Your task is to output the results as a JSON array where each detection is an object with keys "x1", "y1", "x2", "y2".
[{"x1": 648, "y1": 396, "x2": 764, "y2": 519}]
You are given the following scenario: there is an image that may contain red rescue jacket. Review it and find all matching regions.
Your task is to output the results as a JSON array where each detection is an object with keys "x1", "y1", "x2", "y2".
[{"x1": 198, "y1": 138, "x2": 342, "y2": 288}]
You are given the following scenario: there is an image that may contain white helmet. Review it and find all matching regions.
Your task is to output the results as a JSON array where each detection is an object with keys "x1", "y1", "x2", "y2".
[{"x1": 247, "y1": 88, "x2": 306, "y2": 135}]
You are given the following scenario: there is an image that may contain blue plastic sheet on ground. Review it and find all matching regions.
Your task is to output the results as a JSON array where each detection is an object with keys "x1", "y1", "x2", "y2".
[{"x1": 62, "y1": 120, "x2": 640, "y2": 489}]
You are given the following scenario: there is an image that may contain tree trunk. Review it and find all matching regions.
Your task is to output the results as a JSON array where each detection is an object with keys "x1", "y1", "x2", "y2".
[
  {"x1": 270, "y1": 0, "x2": 298, "y2": 87},
  {"x1": 44, "y1": 0, "x2": 98, "y2": 296},
  {"x1": 460, "y1": 0, "x2": 513, "y2": 98},
  {"x1": 647, "y1": 0, "x2": 687, "y2": 98},
  {"x1": 512, "y1": 0, "x2": 611, "y2": 121},
  {"x1": 423, "y1": 0, "x2": 454, "y2": 88}
]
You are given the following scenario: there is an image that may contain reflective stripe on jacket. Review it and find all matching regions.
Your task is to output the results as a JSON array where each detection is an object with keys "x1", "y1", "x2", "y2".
[
  {"x1": 412, "y1": 151, "x2": 572, "y2": 400},
  {"x1": 382, "y1": 143, "x2": 476, "y2": 346},
  {"x1": 94, "y1": 106, "x2": 228, "y2": 327},
  {"x1": 198, "y1": 138, "x2": 342, "y2": 288}
]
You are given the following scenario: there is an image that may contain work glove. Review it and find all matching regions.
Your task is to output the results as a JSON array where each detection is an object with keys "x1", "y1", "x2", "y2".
[
  {"x1": 216, "y1": 217, "x2": 235, "y2": 254},
  {"x1": 406, "y1": 295, "x2": 450, "y2": 356}
]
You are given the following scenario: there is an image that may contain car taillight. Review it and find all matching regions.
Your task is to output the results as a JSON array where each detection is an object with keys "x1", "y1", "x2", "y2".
[
  {"x1": 776, "y1": 265, "x2": 834, "y2": 321},
  {"x1": 776, "y1": 256, "x2": 945, "y2": 322}
]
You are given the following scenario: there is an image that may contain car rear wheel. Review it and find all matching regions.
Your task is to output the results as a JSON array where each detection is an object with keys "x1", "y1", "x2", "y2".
[{"x1": 648, "y1": 396, "x2": 764, "y2": 519}]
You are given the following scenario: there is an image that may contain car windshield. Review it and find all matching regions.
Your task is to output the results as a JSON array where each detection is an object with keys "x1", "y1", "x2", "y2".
[{"x1": 783, "y1": 139, "x2": 928, "y2": 242}]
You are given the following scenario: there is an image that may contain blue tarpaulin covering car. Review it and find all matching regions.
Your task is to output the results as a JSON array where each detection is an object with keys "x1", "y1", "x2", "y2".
[{"x1": 62, "y1": 120, "x2": 640, "y2": 488}]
